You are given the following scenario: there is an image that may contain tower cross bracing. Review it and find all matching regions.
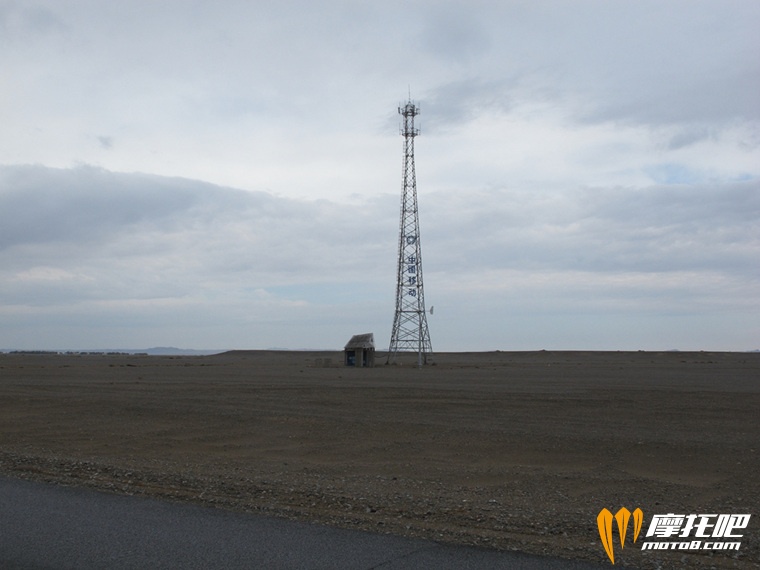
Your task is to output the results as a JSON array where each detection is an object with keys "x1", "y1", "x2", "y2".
[{"x1": 388, "y1": 99, "x2": 433, "y2": 365}]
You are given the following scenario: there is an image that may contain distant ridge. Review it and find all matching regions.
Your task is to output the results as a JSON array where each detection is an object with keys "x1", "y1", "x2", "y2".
[
  {"x1": 2, "y1": 348, "x2": 758, "y2": 355},
  {"x1": 0, "y1": 347, "x2": 225, "y2": 356}
]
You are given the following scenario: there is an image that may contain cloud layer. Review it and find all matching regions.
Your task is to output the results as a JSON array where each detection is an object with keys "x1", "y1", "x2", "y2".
[{"x1": 1, "y1": 165, "x2": 757, "y2": 350}]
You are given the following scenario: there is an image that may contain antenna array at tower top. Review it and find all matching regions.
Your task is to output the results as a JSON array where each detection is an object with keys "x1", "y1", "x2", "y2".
[{"x1": 398, "y1": 101, "x2": 420, "y2": 137}]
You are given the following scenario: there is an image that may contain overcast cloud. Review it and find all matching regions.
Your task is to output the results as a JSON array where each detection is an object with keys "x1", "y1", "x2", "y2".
[{"x1": 1, "y1": 0, "x2": 758, "y2": 351}]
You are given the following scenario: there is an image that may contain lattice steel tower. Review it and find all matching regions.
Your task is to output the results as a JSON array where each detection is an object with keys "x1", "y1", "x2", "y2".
[{"x1": 387, "y1": 99, "x2": 433, "y2": 365}]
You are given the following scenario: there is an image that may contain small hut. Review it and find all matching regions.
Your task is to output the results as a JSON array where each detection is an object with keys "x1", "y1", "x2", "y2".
[{"x1": 344, "y1": 333, "x2": 375, "y2": 368}]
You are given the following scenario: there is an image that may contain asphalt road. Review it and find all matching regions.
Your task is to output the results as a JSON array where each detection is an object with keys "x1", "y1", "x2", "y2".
[{"x1": 0, "y1": 477, "x2": 610, "y2": 569}]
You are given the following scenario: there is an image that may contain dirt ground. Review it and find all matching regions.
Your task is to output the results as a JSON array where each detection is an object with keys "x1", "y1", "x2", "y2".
[{"x1": 1, "y1": 350, "x2": 758, "y2": 569}]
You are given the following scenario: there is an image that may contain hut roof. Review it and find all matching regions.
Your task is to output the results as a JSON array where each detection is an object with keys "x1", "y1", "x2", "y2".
[{"x1": 344, "y1": 333, "x2": 375, "y2": 350}]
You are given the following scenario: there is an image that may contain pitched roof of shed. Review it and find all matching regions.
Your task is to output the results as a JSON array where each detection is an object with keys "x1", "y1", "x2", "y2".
[{"x1": 344, "y1": 333, "x2": 375, "y2": 350}]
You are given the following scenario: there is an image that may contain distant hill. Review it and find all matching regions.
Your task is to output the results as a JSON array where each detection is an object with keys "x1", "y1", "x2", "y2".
[{"x1": 140, "y1": 347, "x2": 225, "y2": 356}]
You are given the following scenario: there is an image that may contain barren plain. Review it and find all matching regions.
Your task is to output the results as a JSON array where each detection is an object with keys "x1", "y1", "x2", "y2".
[{"x1": 1, "y1": 350, "x2": 758, "y2": 568}]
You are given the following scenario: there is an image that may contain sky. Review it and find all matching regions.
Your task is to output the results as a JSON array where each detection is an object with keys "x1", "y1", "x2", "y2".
[{"x1": 1, "y1": 0, "x2": 759, "y2": 352}]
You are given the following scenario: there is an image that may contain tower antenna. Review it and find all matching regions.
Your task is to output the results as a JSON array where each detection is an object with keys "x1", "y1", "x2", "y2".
[{"x1": 387, "y1": 97, "x2": 433, "y2": 366}]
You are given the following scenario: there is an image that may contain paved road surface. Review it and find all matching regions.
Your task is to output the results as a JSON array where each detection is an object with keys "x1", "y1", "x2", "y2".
[{"x1": 0, "y1": 477, "x2": 610, "y2": 569}]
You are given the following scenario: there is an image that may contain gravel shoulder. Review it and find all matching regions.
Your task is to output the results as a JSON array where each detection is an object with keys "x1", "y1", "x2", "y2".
[{"x1": 1, "y1": 350, "x2": 758, "y2": 569}]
